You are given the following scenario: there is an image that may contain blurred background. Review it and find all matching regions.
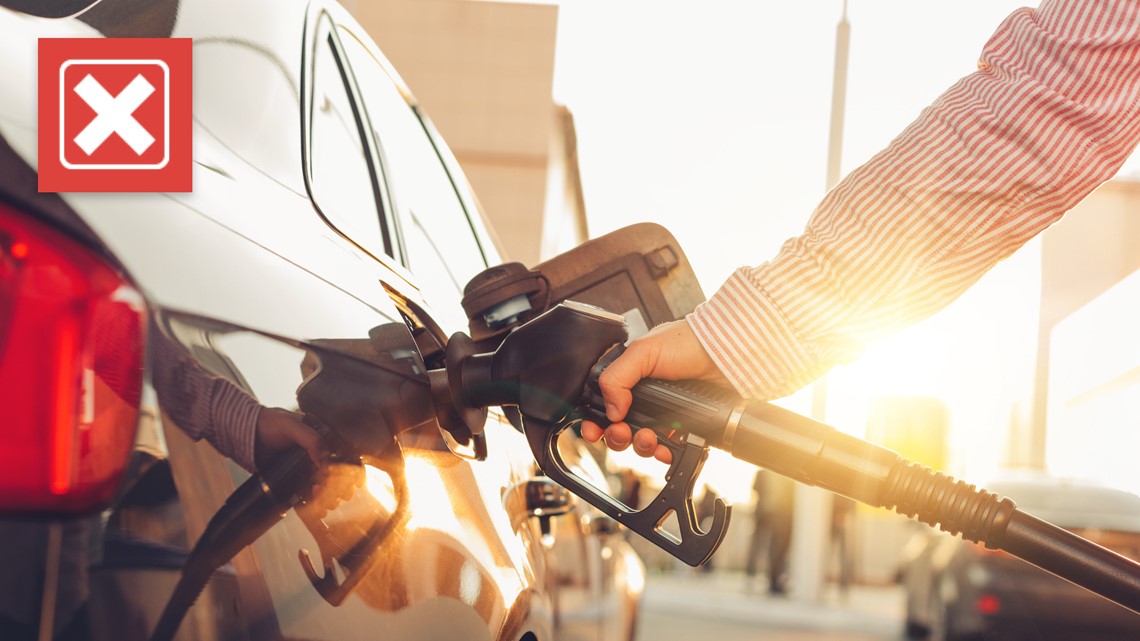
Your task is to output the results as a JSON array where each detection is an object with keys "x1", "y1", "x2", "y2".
[{"x1": 342, "y1": 1, "x2": 1140, "y2": 638}]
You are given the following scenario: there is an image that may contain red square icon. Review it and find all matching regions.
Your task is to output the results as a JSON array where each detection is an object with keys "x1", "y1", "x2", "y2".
[{"x1": 38, "y1": 38, "x2": 192, "y2": 193}]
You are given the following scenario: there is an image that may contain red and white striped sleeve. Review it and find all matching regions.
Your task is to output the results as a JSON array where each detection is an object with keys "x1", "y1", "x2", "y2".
[
  {"x1": 152, "y1": 328, "x2": 262, "y2": 472},
  {"x1": 688, "y1": 0, "x2": 1140, "y2": 400}
]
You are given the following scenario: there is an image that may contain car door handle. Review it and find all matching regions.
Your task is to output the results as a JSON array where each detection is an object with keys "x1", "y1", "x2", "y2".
[
  {"x1": 582, "y1": 512, "x2": 621, "y2": 537},
  {"x1": 504, "y1": 477, "x2": 576, "y2": 544},
  {"x1": 521, "y1": 477, "x2": 575, "y2": 517}
]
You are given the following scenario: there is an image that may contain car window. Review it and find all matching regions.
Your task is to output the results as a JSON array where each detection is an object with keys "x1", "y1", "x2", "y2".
[
  {"x1": 339, "y1": 29, "x2": 488, "y2": 334},
  {"x1": 194, "y1": 40, "x2": 304, "y2": 194},
  {"x1": 307, "y1": 22, "x2": 393, "y2": 259}
]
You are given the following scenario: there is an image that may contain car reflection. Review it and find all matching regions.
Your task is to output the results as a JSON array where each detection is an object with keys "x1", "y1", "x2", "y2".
[
  {"x1": 900, "y1": 473, "x2": 1140, "y2": 641},
  {"x1": 80, "y1": 311, "x2": 544, "y2": 640}
]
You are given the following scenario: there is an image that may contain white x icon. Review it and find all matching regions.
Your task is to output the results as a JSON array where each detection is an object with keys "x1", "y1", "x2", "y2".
[{"x1": 72, "y1": 73, "x2": 155, "y2": 156}]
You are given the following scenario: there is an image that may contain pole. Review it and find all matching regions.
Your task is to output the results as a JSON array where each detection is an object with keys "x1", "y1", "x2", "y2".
[
  {"x1": 794, "y1": 0, "x2": 851, "y2": 603},
  {"x1": 825, "y1": 0, "x2": 851, "y2": 192}
]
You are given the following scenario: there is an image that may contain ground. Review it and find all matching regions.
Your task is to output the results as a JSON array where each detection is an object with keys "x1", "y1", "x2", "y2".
[{"x1": 636, "y1": 572, "x2": 905, "y2": 641}]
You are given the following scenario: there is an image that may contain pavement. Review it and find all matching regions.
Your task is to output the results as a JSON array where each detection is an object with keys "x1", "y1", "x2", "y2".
[{"x1": 637, "y1": 571, "x2": 906, "y2": 641}]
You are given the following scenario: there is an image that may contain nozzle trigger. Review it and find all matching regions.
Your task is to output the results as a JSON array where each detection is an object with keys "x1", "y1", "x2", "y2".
[{"x1": 525, "y1": 418, "x2": 729, "y2": 566}]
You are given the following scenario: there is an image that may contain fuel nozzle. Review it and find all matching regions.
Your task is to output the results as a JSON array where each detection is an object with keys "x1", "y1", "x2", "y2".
[
  {"x1": 432, "y1": 302, "x2": 731, "y2": 565},
  {"x1": 436, "y1": 301, "x2": 1140, "y2": 614}
]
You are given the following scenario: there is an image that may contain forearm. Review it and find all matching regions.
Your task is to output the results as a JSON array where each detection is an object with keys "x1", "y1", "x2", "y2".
[
  {"x1": 205, "y1": 380, "x2": 261, "y2": 472},
  {"x1": 152, "y1": 329, "x2": 261, "y2": 471},
  {"x1": 691, "y1": 0, "x2": 1140, "y2": 399}
]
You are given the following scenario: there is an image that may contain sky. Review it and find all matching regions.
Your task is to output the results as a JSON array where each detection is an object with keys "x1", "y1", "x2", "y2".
[
  {"x1": 552, "y1": 0, "x2": 1091, "y2": 289},
  {"x1": 551, "y1": 0, "x2": 1127, "y2": 498}
]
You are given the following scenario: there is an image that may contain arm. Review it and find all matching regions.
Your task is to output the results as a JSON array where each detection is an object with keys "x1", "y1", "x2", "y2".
[
  {"x1": 691, "y1": 0, "x2": 1140, "y2": 400},
  {"x1": 151, "y1": 328, "x2": 322, "y2": 472},
  {"x1": 588, "y1": 0, "x2": 1140, "y2": 459}
]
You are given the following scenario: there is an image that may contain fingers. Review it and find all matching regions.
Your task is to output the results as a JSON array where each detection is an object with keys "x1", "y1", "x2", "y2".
[
  {"x1": 308, "y1": 460, "x2": 365, "y2": 516},
  {"x1": 634, "y1": 428, "x2": 674, "y2": 464},
  {"x1": 581, "y1": 421, "x2": 604, "y2": 443},
  {"x1": 275, "y1": 409, "x2": 326, "y2": 464},
  {"x1": 582, "y1": 420, "x2": 675, "y2": 465},
  {"x1": 604, "y1": 423, "x2": 632, "y2": 451},
  {"x1": 632, "y1": 427, "x2": 658, "y2": 457},
  {"x1": 592, "y1": 319, "x2": 719, "y2": 455},
  {"x1": 256, "y1": 407, "x2": 329, "y2": 468},
  {"x1": 579, "y1": 420, "x2": 634, "y2": 451},
  {"x1": 291, "y1": 419, "x2": 328, "y2": 465},
  {"x1": 589, "y1": 322, "x2": 717, "y2": 463}
]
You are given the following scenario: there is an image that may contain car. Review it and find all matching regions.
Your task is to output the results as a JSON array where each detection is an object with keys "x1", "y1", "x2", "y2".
[
  {"x1": 899, "y1": 473, "x2": 1140, "y2": 641},
  {"x1": 0, "y1": 1, "x2": 644, "y2": 640}
]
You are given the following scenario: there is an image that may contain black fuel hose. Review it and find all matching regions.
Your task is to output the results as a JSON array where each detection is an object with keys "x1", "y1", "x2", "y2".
[
  {"x1": 148, "y1": 446, "x2": 316, "y2": 641},
  {"x1": 603, "y1": 375, "x2": 1140, "y2": 615}
]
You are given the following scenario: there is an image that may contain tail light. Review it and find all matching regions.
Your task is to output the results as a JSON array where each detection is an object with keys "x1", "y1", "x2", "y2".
[
  {"x1": 0, "y1": 204, "x2": 146, "y2": 513},
  {"x1": 975, "y1": 594, "x2": 1002, "y2": 615}
]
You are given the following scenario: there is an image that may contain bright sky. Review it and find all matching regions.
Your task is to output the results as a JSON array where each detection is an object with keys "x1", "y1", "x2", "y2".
[
  {"x1": 551, "y1": 0, "x2": 1104, "y2": 499},
  {"x1": 555, "y1": 0, "x2": 1040, "y2": 290}
]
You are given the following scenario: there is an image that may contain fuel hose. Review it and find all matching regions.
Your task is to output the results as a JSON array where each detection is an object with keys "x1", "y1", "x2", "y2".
[
  {"x1": 599, "y1": 372, "x2": 1140, "y2": 614},
  {"x1": 148, "y1": 445, "x2": 316, "y2": 641}
]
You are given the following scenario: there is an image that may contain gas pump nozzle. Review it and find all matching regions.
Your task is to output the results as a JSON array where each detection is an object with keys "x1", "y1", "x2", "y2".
[
  {"x1": 431, "y1": 300, "x2": 729, "y2": 565},
  {"x1": 433, "y1": 301, "x2": 1140, "y2": 614}
]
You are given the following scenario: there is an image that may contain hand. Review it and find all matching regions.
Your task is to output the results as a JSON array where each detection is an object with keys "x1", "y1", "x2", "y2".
[
  {"x1": 306, "y1": 461, "x2": 367, "y2": 518},
  {"x1": 255, "y1": 407, "x2": 327, "y2": 469},
  {"x1": 580, "y1": 319, "x2": 726, "y2": 463}
]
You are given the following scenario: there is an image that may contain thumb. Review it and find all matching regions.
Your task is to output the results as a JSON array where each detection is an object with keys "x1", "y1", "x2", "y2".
[
  {"x1": 598, "y1": 343, "x2": 657, "y2": 422},
  {"x1": 288, "y1": 416, "x2": 327, "y2": 465}
]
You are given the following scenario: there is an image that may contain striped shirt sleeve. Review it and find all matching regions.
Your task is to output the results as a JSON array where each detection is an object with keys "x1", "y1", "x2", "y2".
[
  {"x1": 688, "y1": 0, "x2": 1140, "y2": 400},
  {"x1": 152, "y1": 328, "x2": 262, "y2": 472}
]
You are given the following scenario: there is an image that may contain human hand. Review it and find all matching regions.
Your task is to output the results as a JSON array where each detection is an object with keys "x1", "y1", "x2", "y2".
[
  {"x1": 580, "y1": 319, "x2": 726, "y2": 463},
  {"x1": 306, "y1": 461, "x2": 368, "y2": 518},
  {"x1": 255, "y1": 407, "x2": 328, "y2": 469}
]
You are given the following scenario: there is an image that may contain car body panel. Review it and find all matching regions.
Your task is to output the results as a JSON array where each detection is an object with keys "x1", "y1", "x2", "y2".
[
  {"x1": 544, "y1": 441, "x2": 645, "y2": 641},
  {"x1": 0, "y1": 1, "x2": 640, "y2": 639}
]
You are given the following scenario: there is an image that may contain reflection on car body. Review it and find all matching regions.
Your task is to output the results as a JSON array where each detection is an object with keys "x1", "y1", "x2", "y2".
[{"x1": 0, "y1": 0, "x2": 644, "y2": 639}]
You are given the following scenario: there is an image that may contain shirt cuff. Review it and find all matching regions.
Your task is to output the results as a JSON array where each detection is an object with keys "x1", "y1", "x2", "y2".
[{"x1": 687, "y1": 268, "x2": 820, "y2": 400}]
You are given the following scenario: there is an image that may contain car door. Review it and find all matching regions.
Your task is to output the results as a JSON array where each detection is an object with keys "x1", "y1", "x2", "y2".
[
  {"x1": 0, "y1": 3, "x2": 433, "y2": 639},
  {"x1": 332, "y1": 17, "x2": 645, "y2": 641},
  {"x1": 82, "y1": 2, "x2": 553, "y2": 640},
  {"x1": 249, "y1": 5, "x2": 551, "y2": 640},
  {"x1": 0, "y1": 0, "x2": 555, "y2": 638}
]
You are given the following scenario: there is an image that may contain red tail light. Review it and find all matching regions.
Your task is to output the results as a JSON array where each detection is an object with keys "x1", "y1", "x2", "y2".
[
  {"x1": 976, "y1": 594, "x2": 1002, "y2": 615},
  {"x1": 0, "y1": 204, "x2": 146, "y2": 513}
]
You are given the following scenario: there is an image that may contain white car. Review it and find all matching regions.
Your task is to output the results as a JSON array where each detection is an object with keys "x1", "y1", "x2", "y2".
[{"x1": 0, "y1": 1, "x2": 643, "y2": 640}]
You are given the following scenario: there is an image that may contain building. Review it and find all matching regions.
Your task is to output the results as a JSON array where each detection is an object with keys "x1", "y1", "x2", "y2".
[
  {"x1": 346, "y1": 0, "x2": 587, "y2": 267},
  {"x1": 1036, "y1": 178, "x2": 1140, "y2": 491}
]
